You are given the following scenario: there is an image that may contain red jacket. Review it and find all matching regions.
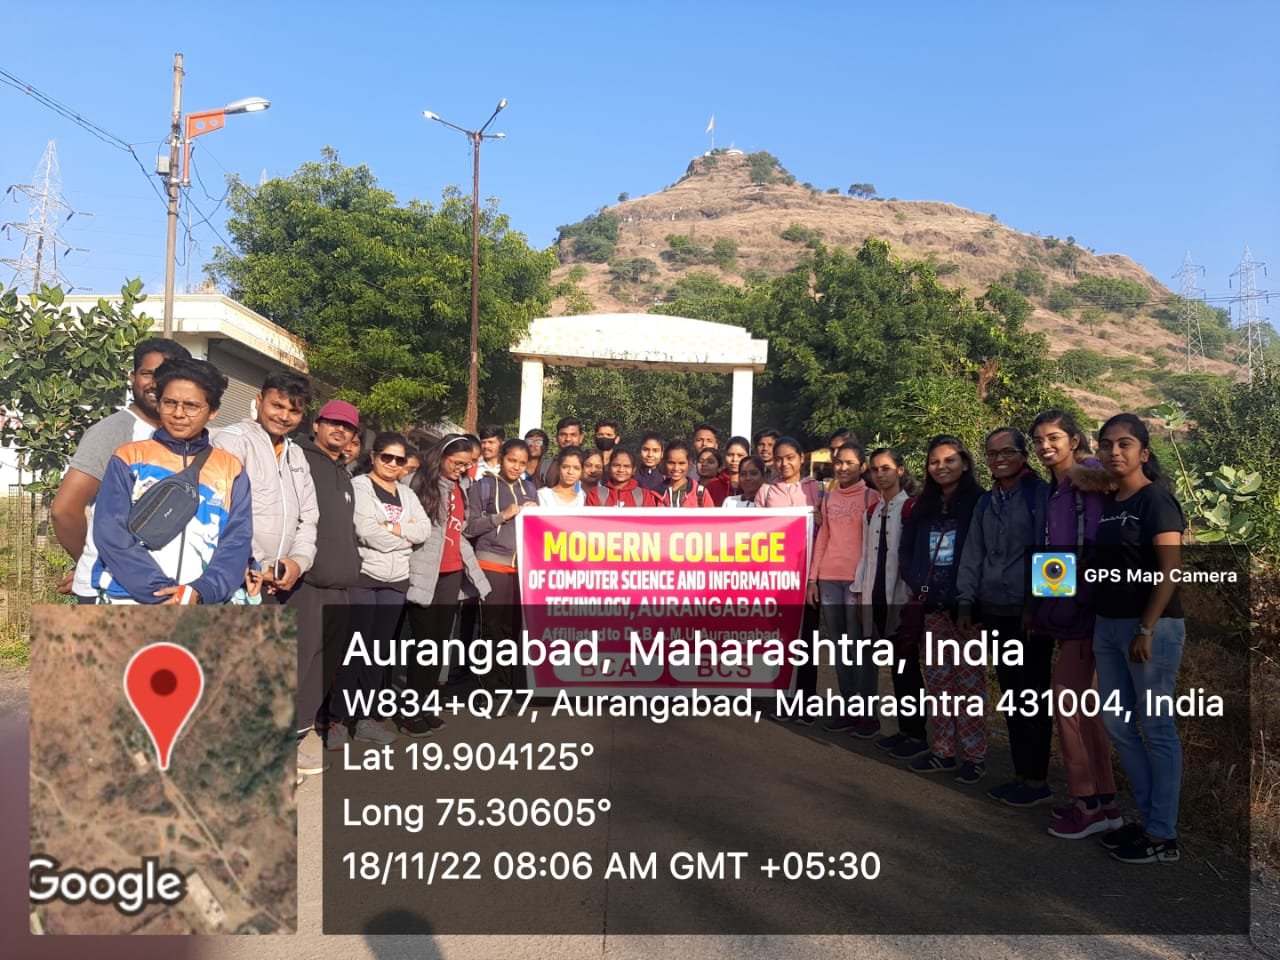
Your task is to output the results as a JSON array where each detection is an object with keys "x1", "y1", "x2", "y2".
[
  {"x1": 586, "y1": 480, "x2": 660, "y2": 507},
  {"x1": 703, "y1": 472, "x2": 733, "y2": 506},
  {"x1": 658, "y1": 479, "x2": 715, "y2": 508}
]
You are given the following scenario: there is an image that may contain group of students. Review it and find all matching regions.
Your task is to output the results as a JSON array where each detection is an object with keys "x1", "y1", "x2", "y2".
[
  {"x1": 49, "y1": 342, "x2": 1188, "y2": 868},
  {"x1": 791, "y1": 415, "x2": 1186, "y2": 868}
]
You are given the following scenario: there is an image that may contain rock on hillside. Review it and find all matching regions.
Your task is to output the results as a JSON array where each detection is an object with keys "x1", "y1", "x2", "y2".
[{"x1": 550, "y1": 152, "x2": 1235, "y2": 418}]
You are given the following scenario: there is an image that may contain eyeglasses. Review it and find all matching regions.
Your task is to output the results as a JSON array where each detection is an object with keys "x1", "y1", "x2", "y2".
[
  {"x1": 317, "y1": 418, "x2": 356, "y2": 434},
  {"x1": 159, "y1": 398, "x2": 207, "y2": 416},
  {"x1": 378, "y1": 453, "x2": 408, "y2": 467},
  {"x1": 985, "y1": 448, "x2": 1022, "y2": 460}
]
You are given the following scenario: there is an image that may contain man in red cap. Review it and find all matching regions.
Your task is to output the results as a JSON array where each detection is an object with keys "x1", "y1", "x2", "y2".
[{"x1": 289, "y1": 400, "x2": 365, "y2": 779}]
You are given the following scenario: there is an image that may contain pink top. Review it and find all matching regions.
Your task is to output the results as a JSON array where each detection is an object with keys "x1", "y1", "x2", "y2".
[
  {"x1": 811, "y1": 480, "x2": 878, "y2": 582},
  {"x1": 755, "y1": 475, "x2": 823, "y2": 508}
]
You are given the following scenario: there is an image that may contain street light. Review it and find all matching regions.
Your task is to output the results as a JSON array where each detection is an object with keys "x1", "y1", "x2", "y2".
[
  {"x1": 422, "y1": 98, "x2": 508, "y2": 433},
  {"x1": 160, "y1": 53, "x2": 270, "y2": 336}
]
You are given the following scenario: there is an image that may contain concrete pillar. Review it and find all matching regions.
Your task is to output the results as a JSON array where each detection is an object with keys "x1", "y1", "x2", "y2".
[
  {"x1": 730, "y1": 367, "x2": 754, "y2": 441},
  {"x1": 518, "y1": 359, "x2": 545, "y2": 436}
]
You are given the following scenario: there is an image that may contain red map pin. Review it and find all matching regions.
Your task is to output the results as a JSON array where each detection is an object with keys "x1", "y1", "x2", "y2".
[{"x1": 123, "y1": 642, "x2": 204, "y2": 771}]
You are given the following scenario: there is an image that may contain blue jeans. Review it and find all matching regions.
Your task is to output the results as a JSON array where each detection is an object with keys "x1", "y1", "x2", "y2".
[
  {"x1": 1093, "y1": 615, "x2": 1185, "y2": 839},
  {"x1": 819, "y1": 580, "x2": 875, "y2": 711}
]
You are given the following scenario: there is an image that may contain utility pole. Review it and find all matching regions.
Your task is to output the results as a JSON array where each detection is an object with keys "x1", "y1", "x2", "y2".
[
  {"x1": 162, "y1": 53, "x2": 184, "y2": 338},
  {"x1": 1229, "y1": 246, "x2": 1269, "y2": 380},
  {"x1": 1172, "y1": 251, "x2": 1207, "y2": 372},
  {"x1": 422, "y1": 100, "x2": 507, "y2": 433}
]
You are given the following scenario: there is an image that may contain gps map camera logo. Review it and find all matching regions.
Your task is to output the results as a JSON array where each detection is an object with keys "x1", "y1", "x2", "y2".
[{"x1": 1031, "y1": 552, "x2": 1076, "y2": 597}]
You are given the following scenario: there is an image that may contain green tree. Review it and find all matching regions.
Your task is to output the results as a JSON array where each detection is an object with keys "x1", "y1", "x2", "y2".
[
  {"x1": 712, "y1": 237, "x2": 739, "y2": 270},
  {"x1": 0, "y1": 282, "x2": 152, "y2": 489},
  {"x1": 650, "y1": 239, "x2": 1075, "y2": 447},
  {"x1": 207, "y1": 148, "x2": 556, "y2": 428},
  {"x1": 556, "y1": 210, "x2": 619, "y2": 263},
  {"x1": 746, "y1": 151, "x2": 782, "y2": 185},
  {"x1": 1001, "y1": 266, "x2": 1046, "y2": 298},
  {"x1": 847, "y1": 183, "x2": 877, "y2": 198},
  {"x1": 608, "y1": 257, "x2": 658, "y2": 284}
]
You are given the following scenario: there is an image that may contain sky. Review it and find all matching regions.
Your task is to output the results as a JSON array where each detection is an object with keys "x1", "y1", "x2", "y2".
[{"x1": 1, "y1": 1, "x2": 1276, "y2": 332}]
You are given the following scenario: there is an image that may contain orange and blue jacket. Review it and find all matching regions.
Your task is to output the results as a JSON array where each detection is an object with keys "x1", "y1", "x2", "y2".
[{"x1": 92, "y1": 428, "x2": 253, "y2": 603}]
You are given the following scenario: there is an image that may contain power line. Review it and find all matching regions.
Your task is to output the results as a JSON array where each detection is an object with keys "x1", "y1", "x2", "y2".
[{"x1": 0, "y1": 66, "x2": 168, "y2": 212}]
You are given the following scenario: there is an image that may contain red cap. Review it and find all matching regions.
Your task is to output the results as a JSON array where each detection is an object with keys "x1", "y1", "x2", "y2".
[{"x1": 316, "y1": 400, "x2": 360, "y2": 429}]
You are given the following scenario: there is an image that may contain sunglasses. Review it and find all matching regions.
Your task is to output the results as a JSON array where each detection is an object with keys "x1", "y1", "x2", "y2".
[{"x1": 378, "y1": 452, "x2": 409, "y2": 467}]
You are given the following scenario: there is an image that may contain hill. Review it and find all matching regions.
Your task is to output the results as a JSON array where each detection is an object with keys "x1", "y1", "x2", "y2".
[{"x1": 549, "y1": 151, "x2": 1236, "y2": 419}]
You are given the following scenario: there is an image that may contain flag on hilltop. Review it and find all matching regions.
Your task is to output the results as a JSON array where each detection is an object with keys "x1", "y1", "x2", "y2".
[{"x1": 706, "y1": 115, "x2": 715, "y2": 134}]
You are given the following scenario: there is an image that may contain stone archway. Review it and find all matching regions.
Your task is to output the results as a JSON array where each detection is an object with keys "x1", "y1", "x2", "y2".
[{"x1": 510, "y1": 314, "x2": 768, "y2": 439}]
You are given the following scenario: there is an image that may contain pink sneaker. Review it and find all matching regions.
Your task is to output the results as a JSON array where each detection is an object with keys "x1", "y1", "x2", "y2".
[{"x1": 1047, "y1": 805, "x2": 1111, "y2": 839}]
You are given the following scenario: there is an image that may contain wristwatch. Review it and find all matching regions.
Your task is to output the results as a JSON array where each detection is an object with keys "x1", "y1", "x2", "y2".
[{"x1": 1137, "y1": 624, "x2": 1154, "y2": 637}]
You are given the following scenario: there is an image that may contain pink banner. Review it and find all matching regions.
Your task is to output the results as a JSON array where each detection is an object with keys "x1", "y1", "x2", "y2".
[{"x1": 516, "y1": 508, "x2": 811, "y2": 692}]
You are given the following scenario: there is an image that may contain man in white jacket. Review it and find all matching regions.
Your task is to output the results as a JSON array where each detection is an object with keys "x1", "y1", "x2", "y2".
[{"x1": 213, "y1": 371, "x2": 319, "y2": 596}]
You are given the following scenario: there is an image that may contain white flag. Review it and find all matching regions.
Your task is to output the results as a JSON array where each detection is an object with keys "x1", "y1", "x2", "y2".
[{"x1": 705, "y1": 114, "x2": 715, "y2": 134}]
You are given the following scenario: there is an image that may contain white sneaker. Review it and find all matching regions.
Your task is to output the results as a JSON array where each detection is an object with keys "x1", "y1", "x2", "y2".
[
  {"x1": 325, "y1": 721, "x2": 352, "y2": 751},
  {"x1": 297, "y1": 734, "x2": 328, "y2": 777},
  {"x1": 354, "y1": 718, "x2": 398, "y2": 745}
]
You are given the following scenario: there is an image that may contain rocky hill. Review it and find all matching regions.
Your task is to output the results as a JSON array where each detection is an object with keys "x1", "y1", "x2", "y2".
[{"x1": 549, "y1": 152, "x2": 1235, "y2": 418}]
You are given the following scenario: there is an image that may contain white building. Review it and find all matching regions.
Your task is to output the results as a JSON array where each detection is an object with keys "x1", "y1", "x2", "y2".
[{"x1": 2, "y1": 294, "x2": 308, "y2": 488}]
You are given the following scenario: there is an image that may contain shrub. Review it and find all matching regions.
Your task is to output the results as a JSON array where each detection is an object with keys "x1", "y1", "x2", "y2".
[
  {"x1": 781, "y1": 222, "x2": 822, "y2": 245},
  {"x1": 1072, "y1": 274, "x2": 1149, "y2": 317},
  {"x1": 557, "y1": 211, "x2": 619, "y2": 263},
  {"x1": 1047, "y1": 285, "x2": 1075, "y2": 312},
  {"x1": 1056, "y1": 348, "x2": 1111, "y2": 385},
  {"x1": 746, "y1": 151, "x2": 782, "y2": 185},
  {"x1": 712, "y1": 237, "x2": 739, "y2": 270},
  {"x1": 609, "y1": 257, "x2": 658, "y2": 284},
  {"x1": 1001, "y1": 266, "x2": 1046, "y2": 298}
]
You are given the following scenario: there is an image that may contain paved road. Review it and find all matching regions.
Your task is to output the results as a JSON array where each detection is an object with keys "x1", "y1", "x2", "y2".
[{"x1": 3, "y1": 667, "x2": 1278, "y2": 958}]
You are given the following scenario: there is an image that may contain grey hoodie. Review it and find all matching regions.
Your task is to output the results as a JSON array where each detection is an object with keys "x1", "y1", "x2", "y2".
[{"x1": 212, "y1": 419, "x2": 319, "y2": 572}]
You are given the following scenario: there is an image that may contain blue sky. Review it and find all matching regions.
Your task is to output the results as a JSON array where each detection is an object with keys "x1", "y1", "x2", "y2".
[{"x1": 1, "y1": 1, "x2": 1276, "y2": 330}]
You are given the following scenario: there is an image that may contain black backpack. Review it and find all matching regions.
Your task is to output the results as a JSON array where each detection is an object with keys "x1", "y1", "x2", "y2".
[{"x1": 126, "y1": 447, "x2": 214, "y2": 550}]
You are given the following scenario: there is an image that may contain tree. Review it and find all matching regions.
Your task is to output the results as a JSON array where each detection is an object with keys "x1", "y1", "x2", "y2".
[
  {"x1": 617, "y1": 192, "x2": 630, "y2": 202},
  {"x1": 746, "y1": 151, "x2": 782, "y2": 185},
  {"x1": 651, "y1": 238, "x2": 1074, "y2": 448},
  {"x1": 557, "y1": 211, "x2": 620, "y2": 263},
  {"x1": 848, "y1": 183, "x2": 877, "y2": 198},
  {"x1": 0, "y1": 281, "x2": 152, "y2": 489},
  {"x1": 207, "y1": 148, "x2": 556, "y2": 428}
]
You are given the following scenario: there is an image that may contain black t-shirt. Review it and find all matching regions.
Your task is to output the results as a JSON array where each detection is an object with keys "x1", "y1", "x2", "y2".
[{"x1": 1091, "y1": 482, "x2": 1185, "y2": 619}]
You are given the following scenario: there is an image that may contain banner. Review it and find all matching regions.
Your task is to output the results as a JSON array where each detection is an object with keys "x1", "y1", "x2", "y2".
[{"x1": 516, "y1": 507, "x2": 811, "y2": 693}]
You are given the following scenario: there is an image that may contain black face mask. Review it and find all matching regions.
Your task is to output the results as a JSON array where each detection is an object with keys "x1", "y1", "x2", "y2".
[{"x1": 594, "y1": 436, "x2": 617, "y2": 451}]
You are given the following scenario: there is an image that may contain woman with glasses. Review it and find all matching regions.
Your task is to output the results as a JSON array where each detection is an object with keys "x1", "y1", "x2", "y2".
[
  {"x1": 93, "y1": 358, "x2": 253, "y2": 605},
  {"x1": 899, "y1": 435, "x2": 986, "y2": 784},
  {"x1": 406, "y1": 435, "x2": 492, "y2": 734},
  {"x1": 347, "y1": 432, "x2": 430, "y2": 744},
  {"x1": 955, "y1": 428, "x2": 1050, "y2": 805}
]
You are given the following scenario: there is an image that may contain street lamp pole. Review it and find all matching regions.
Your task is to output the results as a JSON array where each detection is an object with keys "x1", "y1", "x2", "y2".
[
  {"x1": 162, "y1": 53, "x2": 184, "y2": 338},
  {"x1": 423, "y1": 99, "x2": 507, "y2": 433},
  {"x1": 158, "y1": 54, "x2": 270, "y2": 337}
]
